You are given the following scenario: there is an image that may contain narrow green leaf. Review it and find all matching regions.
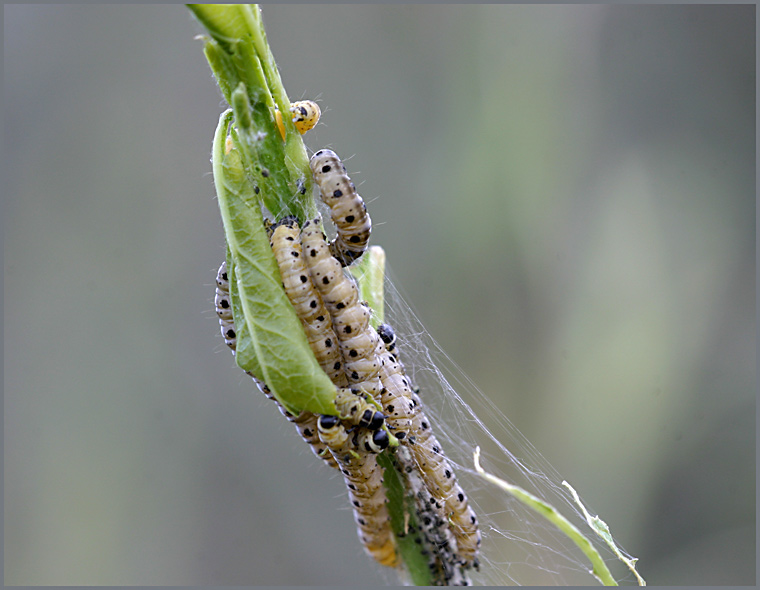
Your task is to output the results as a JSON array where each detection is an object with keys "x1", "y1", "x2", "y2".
[
  {"x1": 226, "y1": 245, "x2": 262, "y2": 379},
  {"x1": 473, "y1": 447, "x2": 620, "y2": 586},
  {"x1": 377, "y1": 452, "x2": 434, "y2": 586},
  {"x1": 350, "y1": 246, "x2": 387, "y2": 328},
  {"x1": 563, "y1": 481, "x2": 646, "y2": 586},
  {"x1": 202, "y1": 41, "x2": 239, "y2": 103}
]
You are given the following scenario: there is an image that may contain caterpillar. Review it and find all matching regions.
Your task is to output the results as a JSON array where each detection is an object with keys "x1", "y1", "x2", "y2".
[
  {"x1": 310, "y1": 149, "x2": 372, "y2": 266},
  {"x1": 214, "y1": 262, "x2": 238, "y2": 348},
  {"x1": 376, "y1": 323, "x2": 481, "y2": 568},
  {"x1": 408, "y1": 412, "x2": 481, "y2": 567},
  {"x1": 269, "y1": 217, "x2": 348, "y2": 387},
  {"x1": 290, "y1": 100, "x2": 321, "y2": 134},
  {"x1": 317, "y1": 414, "x2": 398, "y2": 567},
  {"x1": 215, "y1": 261, "x2": 338, "y2": 469},
  {"x1": 376, "y1": 325, "x2": 416, "y2": 440},
  {"x1": 300, "y1": 218, "x2": 383, "y2": 399},
  {"x1": 275, "y1": 100, "x2": 321, "y2": 140}
]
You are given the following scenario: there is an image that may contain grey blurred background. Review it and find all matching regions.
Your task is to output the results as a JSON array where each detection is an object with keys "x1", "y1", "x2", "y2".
[{"x1": 4, "y1": 4, "x2": 754, "y2": 586}]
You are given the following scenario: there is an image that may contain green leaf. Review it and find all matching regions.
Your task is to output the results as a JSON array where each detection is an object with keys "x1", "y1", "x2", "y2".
[
  {"x1": 350, "y1": 245, "x2": 387, "y2": 328},
  {"x1": 473, "y1": 447, "x2": 625, "y2": 586},
  {"x1": 377, "y1": 452, "x2": 434, "y2": 586},
  {"x1": 563, "y1": 481, "x2": 646, "y2": 586},
  {"x1": 212, "y1": 110, "x2": 337, "y2": 417},
  {"x1": 188, "y1": 4, "x2": 252, "y2": 52}
]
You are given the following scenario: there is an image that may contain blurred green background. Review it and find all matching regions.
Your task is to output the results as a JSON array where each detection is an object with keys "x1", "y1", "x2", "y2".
[{"x1": 4, "y1": 4, "x2": 754, "y2": 585}]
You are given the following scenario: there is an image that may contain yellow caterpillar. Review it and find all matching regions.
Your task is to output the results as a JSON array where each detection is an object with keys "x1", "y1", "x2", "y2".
[{"x1": 275, "y1": 100, "x2": 321, "y2": 139}]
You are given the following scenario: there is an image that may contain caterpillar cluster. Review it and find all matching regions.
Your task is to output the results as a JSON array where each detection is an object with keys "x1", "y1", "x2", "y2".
[
  {"x1": 215, "y1": 261, "x2": 385, "y2": 433},
  {"x1": 395, "y1": 446, "x2": 471, "y2": 586},
  {"x1": 295, "y1": 214, "x2": 480, "y2": 569},
  {"x1": 300, "y1": 218, "x2": 382, "y2": 397},
  {"x1": 406, "y1": 398, "x2": 481, "y2": 567},
  {"x1": 267, "y1": 214, "x2": 397, "y2": 565},
  {"x1": 213, "y1": 133, "x2": 480, "y2": 576},
  {"x1": 377, "y1": 323, "x2": 481, "y2": 569},
  {"x1": 269, "y1": 216, "x2": 347, "y2": 387}
]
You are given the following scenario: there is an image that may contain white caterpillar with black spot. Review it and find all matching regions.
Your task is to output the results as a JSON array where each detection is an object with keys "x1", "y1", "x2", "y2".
[
  {"x1": 375, "y1": 325, "x2": 415, "y2": 442},
  {"x1": 317, "y1": 414, "x2": 397, "y2": 568},
  {"x1": 310, "y1": 149, "x2": 372, "y2": 267}
]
